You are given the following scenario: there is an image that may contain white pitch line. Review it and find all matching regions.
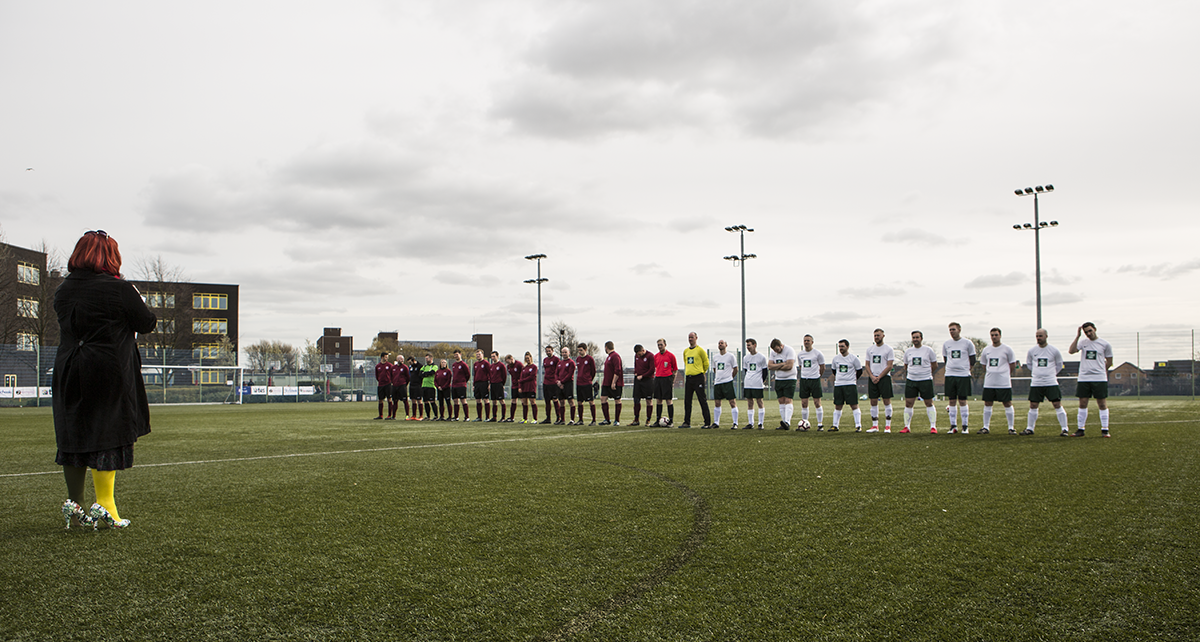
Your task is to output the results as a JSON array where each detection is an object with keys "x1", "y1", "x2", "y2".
[{"x1": 0, "y1": 428, "x2": 664, "y2": 479}]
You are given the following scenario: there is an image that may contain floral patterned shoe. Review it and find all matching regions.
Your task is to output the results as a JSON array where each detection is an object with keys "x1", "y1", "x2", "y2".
[
  {"x1": 88, "y1": 503, "x2": 130, "y2": 530},
  {"x1": 62, "y1": 500, "x2": 95, "y2": 530}
]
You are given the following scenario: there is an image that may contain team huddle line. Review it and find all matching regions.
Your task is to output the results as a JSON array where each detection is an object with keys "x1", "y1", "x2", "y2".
[{"x1": 369, "y1": 322, "x2": 1116, "y2": 437}]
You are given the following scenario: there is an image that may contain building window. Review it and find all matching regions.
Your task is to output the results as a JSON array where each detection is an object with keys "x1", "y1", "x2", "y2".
[
  {"x1": 193, "y1": 370, "x2": 226, "y2": 384},
  {"x1": 156, "y1": 319, "x2": 176, "y2": 334},
  {"x1": 17, "y1": 298, "x2": 38, "y2": 318},
  {"x1": 143, "y1": 292, "x2": 175, "y2": 308},
  {"x1": 1114, "y1": 373, "x2": 1122, "y2": 380},
  {"x1": 17, "y1": 333, "x2": 38, "y2": 352},
  {"x1": 193, "y1": 318, "x2": 228, "y2": 335},
  {"x1": 193, "y1": 293, "x2": 228, "y2": 310},
  {"x1": 3, "y1": 374, "x2": 15, "y2": 387},
  {"x1": 193, "y1": 344, "x2": 221, "y2": 359},
  {"x1": 17, "y1": 262, "x2": 40, "y2": 285}
]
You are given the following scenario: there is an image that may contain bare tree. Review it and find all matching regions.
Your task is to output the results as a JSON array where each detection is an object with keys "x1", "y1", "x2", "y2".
[
  {"x1": 302, "y1": 339, "x2": 323, "y2": 373},
  {"x1": 0, "y1": 228, "x2": 16, "y2": 345},
  {"x1": 545, "y1": 320, "x2": 577, "y2": 355},
  {"x1": 20, "y1": 240, "x2": 63, "y2": 348},
  {"x1": 244, "y1": 340, "x2": 298, "y2": 372},
  {"x1": 133, "y1": 255, "x2": 196, "y2": 359},
  {"x1": 135, "y1": 255, "x2": 189, "y2": 283}
]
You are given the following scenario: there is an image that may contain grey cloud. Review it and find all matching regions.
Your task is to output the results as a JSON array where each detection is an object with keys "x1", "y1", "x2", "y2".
[
  {"x1": 838, "y1": 285, "x2": 901, "y2": 297},
  {"x1": 964, "y1": 272, "x2": 1028, "y2": 289},
  {"x1": 1033, "y1": 292, "x2": 1085, "y2": 307},
  {"x1": 491, "y1": 0, "x2": 966, "y2": 138},
  {"x1": 434, "y1": 271, "x2": 501, "y2": 286},
  {"x1": 632, "y1": 262, "x2": 671, "y2": 278},
  {"x1": 139, "y1": 142, "x2": 619, "y2": 260},
  {"x1": 806, "y1": 311, "x2": 873, "y2": 323},
  {"x1": 1116, "y1": 259, "x2": 1200, "y2": 280},
  {"x1": 881, "y1": 228, "x2": 947, "y2": 245}
]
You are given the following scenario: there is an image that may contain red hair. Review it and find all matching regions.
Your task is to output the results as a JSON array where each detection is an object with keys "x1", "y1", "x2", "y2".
[{"x1": 67, "y1": 231, "x2": 123, "y2": 277}]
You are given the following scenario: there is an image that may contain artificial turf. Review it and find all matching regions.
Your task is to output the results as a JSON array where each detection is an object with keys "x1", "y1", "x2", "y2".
[{"x1": 2, "y1": 398, "x2": 1197, "y2": 641}]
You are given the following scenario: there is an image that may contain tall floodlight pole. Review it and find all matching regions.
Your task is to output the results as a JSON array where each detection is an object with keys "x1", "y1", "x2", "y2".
[
  {"x1": 724, "y1": 225, "x2": 756, "y2": 390},
  {"x1": 524, "y1": 254, "x2": 548, "y2": 398},
  {"x1": 1013, "y1": 185, "x2": 1058, "y2": 330}
]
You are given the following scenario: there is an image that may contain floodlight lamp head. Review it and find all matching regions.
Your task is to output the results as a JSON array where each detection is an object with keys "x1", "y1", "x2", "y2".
[
  {"x1": 525, "y1": 253, "x2": 547, "y2": 261},
  {"x1": 746, "y1": 228, "x2": 755, "y2": 233},
  {"x1": 725, "y1": 227, "x2": 733, "y2": 231},
  {"x1": 1014, "y1": 190, "x2": 1024, "y2": 196},
  {"x1": 524, "y1": 279, "x2": 536, "y2": 284},
  {"x1": 1023, "y1": 223, "x2": 1033, "y2": 229},
  {"x1": 1045, "y1": 185, "x2": 1054, "y2": 191},
  {"x1": 745, "y1": 253, "x2": 757, "y2": 259},
  {"x1": 1034, "y1": 185, "x2": 1044, "y2": 192},
  {"x1": 1013, "y1": 224, "x2": 1022, "y2": 230},
  {"x1": 1050, "y1": 221, "x2": 1059, "y2": 226}
]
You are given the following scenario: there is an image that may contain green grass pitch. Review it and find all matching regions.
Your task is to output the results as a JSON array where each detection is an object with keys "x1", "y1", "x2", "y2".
[{"x1": 2, "y1": 398, "x2": 1198, "y2": 641}]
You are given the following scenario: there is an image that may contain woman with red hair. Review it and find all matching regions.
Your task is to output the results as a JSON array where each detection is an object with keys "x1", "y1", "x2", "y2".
[{"x1": 53, "y1": 231, "x2": 157, "y2": 530}]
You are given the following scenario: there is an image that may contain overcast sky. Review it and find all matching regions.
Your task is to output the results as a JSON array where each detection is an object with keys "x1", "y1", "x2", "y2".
[{"x1": 3, "y1": 0, "x2": 1198, "y2": 364}]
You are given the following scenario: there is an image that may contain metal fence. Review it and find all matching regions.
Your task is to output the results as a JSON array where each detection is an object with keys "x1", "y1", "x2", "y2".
[{"x1": 2, "y1": 330, "x2": 1195, "y2": 407}]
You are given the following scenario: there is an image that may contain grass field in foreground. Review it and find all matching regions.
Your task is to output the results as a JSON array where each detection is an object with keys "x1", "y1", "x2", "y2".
[{"x1": 2, "y1": 399, "x2": 1198, "y2": 641}]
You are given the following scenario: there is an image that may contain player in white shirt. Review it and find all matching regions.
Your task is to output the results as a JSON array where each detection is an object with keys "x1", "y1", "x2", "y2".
[
  {"x1": 1023, "y1": 328, "x2": 1069, "y2": 435},
  {"x1": 979, "y1": 327, "x2": 1017, "y2": 434},
  {"x1": 767, "y1": 339, "x2": 798, "y2": 430},
  {"x1": 742, "y1": 339, "x2": 769, "y2": 429},
  {"x1": 829, "y1": 339, "x2": 863, "y2": 431},
  {"x1": 710, "y1": 340, "x2": 739, "y2": 429},
  {"x1": 901, "y1": 330, "x2": 939, "y2": 433},
  {"x1": 863, "y1": 329, "x2": 895, "y2": 433},
  {"x1": 796, "y1": 334, "x2": 827, "y2": 430},
  {"x1": 1068, "y1": 321, "x2": 1114, "y2": 437},
  {"x1": 942, "y1": 322, "x2": 977, "y2": 434}
]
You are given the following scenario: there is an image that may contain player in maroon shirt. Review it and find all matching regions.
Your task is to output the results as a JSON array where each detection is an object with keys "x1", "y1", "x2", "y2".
[
  {"x1": 540, "y1": 345, "x2": 560, "y2": 424},
  {"x1": 389, "y1": 353, "x2": 411, "y2": 419},
  {"x1": 472, "y1": 349, "x2": 491, "y2": 422},
  {"x1": 374, "y1": 353, "x2": 392, "y2": 420},
  {"x1": 630, "y1": 344, "x2": 655, "y2": 425},
  {"x1": 434, "y1": 359, "x2": 452, "y2": 420},
  {"x1": 653, "y1": 338, "x2": 679, "y2": 426},
  {"x1": 505, "y1": 354, "x2": 522, "y2": 423},
  {"x1": 599, "y1": 341, "x2": 624, "y2": 425},
  {"x1": 489, "y1": 351, "x2": 508, "y2": 422},
  {"x1": 575, "y1": 343, "x2": 598, "y2": 425},
  {"x1": 450, "y1": 350, "x2": 471, "y2": 421},
  {"x1": 555, "y1": 347, "x2": 576, "y2": 424},
  {"x1": 518, "y1": 352, "x2": 539, "y2": 423}
]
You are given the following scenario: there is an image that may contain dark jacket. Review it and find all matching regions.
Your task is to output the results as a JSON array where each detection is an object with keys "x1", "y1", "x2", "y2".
[{"x1": 52, "y1": 269, "x2": 157, "y2": 453}]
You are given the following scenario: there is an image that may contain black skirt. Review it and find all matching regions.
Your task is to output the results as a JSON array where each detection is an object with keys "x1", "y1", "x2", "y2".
[{"x1": 56, "y1": 445, "x2": 135, "y2": 471}]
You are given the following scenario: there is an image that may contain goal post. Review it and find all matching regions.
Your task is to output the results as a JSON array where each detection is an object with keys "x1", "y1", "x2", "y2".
[{"x1": 141, "y1": 365, "x2": 245, "y2": 405}]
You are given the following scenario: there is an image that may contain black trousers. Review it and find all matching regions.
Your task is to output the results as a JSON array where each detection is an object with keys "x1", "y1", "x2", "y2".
[{"x1": 684, "y1": 374, "x2": 711, "y2": 425}]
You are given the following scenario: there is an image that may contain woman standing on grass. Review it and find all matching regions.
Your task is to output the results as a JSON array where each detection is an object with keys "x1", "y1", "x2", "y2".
[
  {"x1": 53, "y1": 231, "x2": 156, "y2": 530},
  {"x1": 519, "y1": 352, "x2": 539, "y2": 423}
]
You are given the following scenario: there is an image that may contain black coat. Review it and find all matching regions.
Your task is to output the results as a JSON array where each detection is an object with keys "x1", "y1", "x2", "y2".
[{"x1": 52, "y1": 269, "x2": 157, "y2": 453}]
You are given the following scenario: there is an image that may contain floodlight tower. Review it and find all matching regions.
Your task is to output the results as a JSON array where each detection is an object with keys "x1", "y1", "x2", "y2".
[
  {"x1": 1013, "y1": 185, "x2": 1059, "y2": 330},
  {"x1": 524, "y1": 254, "x2": 548, "y2": 397},
  {"x1": 724, "y1": 225, "x2": 756, "y2": 378}
]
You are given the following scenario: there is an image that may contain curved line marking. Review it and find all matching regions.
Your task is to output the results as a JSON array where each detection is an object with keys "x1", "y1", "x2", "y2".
[{"x1": 532, "y1": 455, "x2": 711, "y2": 642}]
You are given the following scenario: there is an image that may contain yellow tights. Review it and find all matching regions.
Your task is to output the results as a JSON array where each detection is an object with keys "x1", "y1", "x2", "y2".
[{"x1": 91, "y1": 470, "x2": 121, "y2": 521}]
